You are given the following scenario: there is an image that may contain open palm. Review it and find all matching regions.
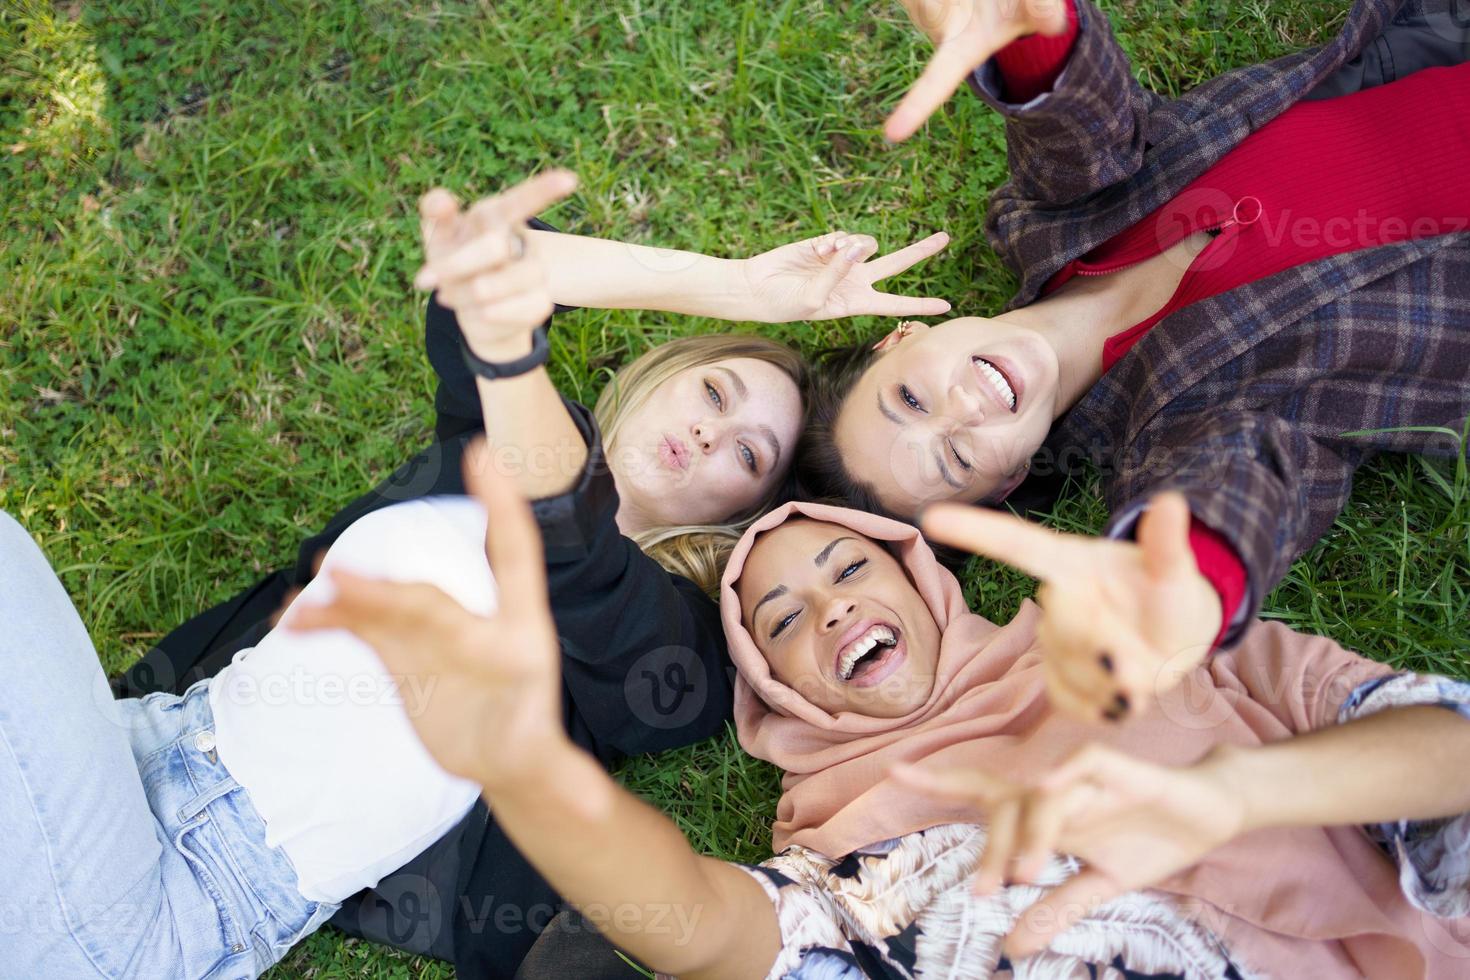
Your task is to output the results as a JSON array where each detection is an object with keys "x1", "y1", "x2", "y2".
[{"x1": 741, "y1": 230, "x2": 952, "y2": 322}]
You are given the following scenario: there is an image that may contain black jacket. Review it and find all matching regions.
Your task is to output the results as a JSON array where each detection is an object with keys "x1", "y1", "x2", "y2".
[{"x1": 114, "y1": 278, "x2": 735, "y2": 976}]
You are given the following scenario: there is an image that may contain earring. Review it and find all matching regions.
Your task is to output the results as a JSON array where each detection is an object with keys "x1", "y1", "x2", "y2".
[{"x1": 872, "y1": 320, "x2": 920, "y2": 352}]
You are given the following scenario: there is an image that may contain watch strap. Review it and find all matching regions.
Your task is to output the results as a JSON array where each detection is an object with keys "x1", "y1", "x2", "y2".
[{"x1": 460, "y1": 325, "x2": 550, "y2": 381}]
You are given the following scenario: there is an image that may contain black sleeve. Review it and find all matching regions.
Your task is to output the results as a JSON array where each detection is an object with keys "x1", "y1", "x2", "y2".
[
  {"x1": 290, "y1": 397, "x2": 733, "y2": 760},
  {"x1": 532, "y1": 403, "x2": 735, "y2": 761},
  {"x1": 427, "y1": 215, "x2": 578, "y2": 442}
]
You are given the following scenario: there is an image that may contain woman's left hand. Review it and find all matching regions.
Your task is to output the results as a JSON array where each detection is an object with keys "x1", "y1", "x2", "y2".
[
  {"x1": 921, "y1": 493, "x2": 1223, "y2": 724},
  {"x1": 891, "y1": 743, "x2": 1245, "y2": 959},
  {"x1": 740, "y1": 230, "x2": 952, "y2": 322}
]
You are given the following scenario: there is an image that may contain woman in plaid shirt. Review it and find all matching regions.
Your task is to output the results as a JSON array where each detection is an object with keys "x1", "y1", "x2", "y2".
[{"x1": 797, "y1": 0, "x2": 1470, "y2": 724}]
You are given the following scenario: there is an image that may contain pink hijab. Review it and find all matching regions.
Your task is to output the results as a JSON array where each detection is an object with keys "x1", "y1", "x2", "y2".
[{"x1": 719, "y1": 501, "x2": 1463, "y2": 979}]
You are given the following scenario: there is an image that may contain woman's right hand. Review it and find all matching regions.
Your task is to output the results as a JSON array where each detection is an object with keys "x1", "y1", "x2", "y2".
[
  {"x1": 887, "y1": 0, "x2": 1071, "y2": 141},
  {"x1": 891, "y1": 743, "x2": 1245, "y2": 959},
  {"x1": 412, "y1": 170, "x2": 579, "y2": 362},
  {"x1": 287, "y1": 440, "x2": 571, "y2": 791},
  {"x1": 920, "y1": 493, "x2": 1223, "y2": 724}
]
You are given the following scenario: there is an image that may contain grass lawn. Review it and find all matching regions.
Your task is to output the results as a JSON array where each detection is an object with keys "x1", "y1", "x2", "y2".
[{"x1": 3, "y1": 0, "x2": 1467, "y2": 976}]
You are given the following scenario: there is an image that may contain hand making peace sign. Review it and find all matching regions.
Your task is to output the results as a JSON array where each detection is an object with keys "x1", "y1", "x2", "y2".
[
  {"x1": 413, "y1": 169, "x2": 580, "y2": 362},
  {"x1": 740, "y1": 229, "x2": 952, "y2": 322}
]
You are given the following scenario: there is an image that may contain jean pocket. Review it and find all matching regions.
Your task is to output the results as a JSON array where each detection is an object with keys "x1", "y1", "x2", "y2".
[{"x1": 173, "y1": 815, "x2": 252, "y2": 964}]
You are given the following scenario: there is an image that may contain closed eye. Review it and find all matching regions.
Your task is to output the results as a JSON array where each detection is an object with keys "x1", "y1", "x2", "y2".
[
  {"x1": 948, "y1": 439, "x2": 972, "y2": 471},
  {"x1": 705, "y1": 380, "x2": 724, "y2": 412},
  {"x1": 770, "y1": 609, "x2": 798, "y2": 639},
  {"x1": 898, "y1": 384, "x2": 923, "y2": 412}
]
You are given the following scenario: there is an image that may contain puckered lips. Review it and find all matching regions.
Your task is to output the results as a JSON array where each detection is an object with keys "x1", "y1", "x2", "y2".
[
  {"x1": 970, "y1": 355, "x2": 1021, "y2": 414},
  {"x1": 831, "y1": 618, "x2": 907, "y2": 688},
  {"x1": 659, "y1": 434, "x2": 691, "y2": 471}
]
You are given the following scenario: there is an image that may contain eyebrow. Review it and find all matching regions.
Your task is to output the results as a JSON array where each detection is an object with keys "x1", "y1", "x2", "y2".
[
  {"x1": 715, "y1": 366, "x2": 748, "y2": 399},
  {"x1": 751, "y1": 584, "x2": 788, "y2": 620},
  {"x1": 749, "y1": 535, "x2": 858, "y2": 624},
  {"x1": 759, "y1": 424, "x2": 781, "y2": 473},
  {"x1": 814, "y1": 536, "x2": 858, "y2": 567},
  {"x1": 877, "y1": 389, "x2": 904, "y2": 426}
]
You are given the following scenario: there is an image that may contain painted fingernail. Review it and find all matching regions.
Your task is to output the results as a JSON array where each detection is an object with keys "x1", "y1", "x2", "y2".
[
  {"x1": 1102, "y1": 693, "x2": 1130, "y2": 722},
  {"x1": 1098, "y1": 651, "x2": 1114, "y2": 674},
  {"x1": 1101, "y1": 693, "x2": 1131, "y2": 722}
]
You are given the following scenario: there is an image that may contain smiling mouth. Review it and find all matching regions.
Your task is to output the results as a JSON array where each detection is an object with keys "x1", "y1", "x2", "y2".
[
  {"x1": 834, "y1": 622, "x2": 904, "y2": 686},
  {"x1": 971, "y1": 356, "x2": 1018, "y2": 413},
  {"x1": 658, "y1": 435, "x2": 691, "y2": 472}
]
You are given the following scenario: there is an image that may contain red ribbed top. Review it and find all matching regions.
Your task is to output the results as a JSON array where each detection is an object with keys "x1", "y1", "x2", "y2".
[
  {"x1": 1052, "y1": 61, "x2": 1470, "y2": 370},
  {"x1": 993, "y1": 1, "x2": 1080, "y2": 103}
]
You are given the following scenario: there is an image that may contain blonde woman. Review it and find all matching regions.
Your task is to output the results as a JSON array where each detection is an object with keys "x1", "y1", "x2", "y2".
[{"x1": 112, "y1": 170, "x2": 952, "y2": 975}]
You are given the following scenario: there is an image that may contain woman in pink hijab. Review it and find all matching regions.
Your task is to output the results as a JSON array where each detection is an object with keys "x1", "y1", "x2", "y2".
[{"x1": 297, "y1": 459, "x2": 1470, "y2": 980}]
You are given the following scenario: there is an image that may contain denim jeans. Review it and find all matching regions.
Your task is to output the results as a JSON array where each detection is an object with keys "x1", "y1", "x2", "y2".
[{"x1": 0, "y1": 512, "x2": 340, "y2": 979}]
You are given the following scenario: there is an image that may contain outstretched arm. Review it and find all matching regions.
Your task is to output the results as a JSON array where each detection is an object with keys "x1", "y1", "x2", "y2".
[
  {"x1": 522, "y1": 228, "x2": 953, "y2": 322},
  {"x1": 895, "y1": 701, "x2": 1470, "y2": 957},
  {"x1": 290, "y1": 442, "x2": 781, "y2": 980},
  {"x1": 420, "y1": 221, "x2": 953, "y2": 324},
  {"x1": 415, "y1": 169, "x2": 951, "y2": 499}
]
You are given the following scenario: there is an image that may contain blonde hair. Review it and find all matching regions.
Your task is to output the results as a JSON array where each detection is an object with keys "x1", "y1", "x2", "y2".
[{"x1": 594, "y1": 334, "x2": 807, "y2": 596}]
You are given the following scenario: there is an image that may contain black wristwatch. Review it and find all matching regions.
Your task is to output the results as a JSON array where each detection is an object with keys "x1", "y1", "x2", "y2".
[{"x1": 459, "y1": 326, "x2": 550, "y2": 380}]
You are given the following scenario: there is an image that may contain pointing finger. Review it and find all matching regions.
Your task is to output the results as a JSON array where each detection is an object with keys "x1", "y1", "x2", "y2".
[
  {"x1": 1136, "y1": 492, "x2": 1196, "y2": 582},
  {"x1": 885, "y1": 43, "x2": 990, "y2": 142},
  {"x1": 921, "y1": 503, "x2": 1079, "y2": 582},
  {"x1": 471, "y1": 169, "x2": 579, "y2": 230}
]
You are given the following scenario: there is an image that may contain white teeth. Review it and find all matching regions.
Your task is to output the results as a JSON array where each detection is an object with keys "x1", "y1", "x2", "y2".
[
  {"x1": 975, "y1": 358, "x2": 1016, "y2": 410},
  {"x1": 838, "y1": 625, "x2": 897, "y2": 680}
]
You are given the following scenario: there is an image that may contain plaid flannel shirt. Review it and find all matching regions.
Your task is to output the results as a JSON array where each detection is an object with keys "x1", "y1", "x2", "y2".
[{"x1": 970, "y1": 0, "x2": 1470, "y2": 645}]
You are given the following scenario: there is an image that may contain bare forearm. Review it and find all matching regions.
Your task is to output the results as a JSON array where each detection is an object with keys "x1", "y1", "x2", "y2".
[
  {"x1": 528, "y1": 230, "x2": 756, "y2": 320},
  {"x1": 484, "y1": 744, "x2": 780, "y2": 979},
  {"x1": 1208, "y1": 706, "x2": 1470, "y2": 833},
  {"x1": 471, "y1": 355, "x2": 589, "y2": 499}
]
